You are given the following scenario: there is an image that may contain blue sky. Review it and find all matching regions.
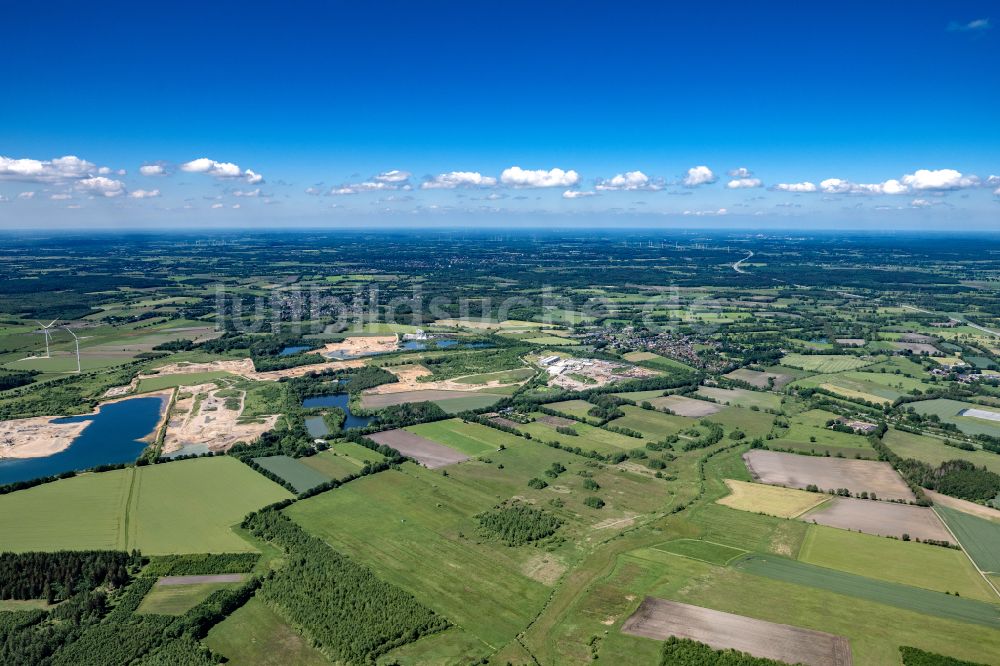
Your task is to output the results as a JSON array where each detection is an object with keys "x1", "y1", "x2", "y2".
[{"x1": 1, "y1": 1, "x2": 997, "y2": 228}]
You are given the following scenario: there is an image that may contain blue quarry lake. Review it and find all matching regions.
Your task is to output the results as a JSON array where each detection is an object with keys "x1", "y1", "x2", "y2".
[
  {"x1": 0, "y1": 395, "x2": 167, "y2": 485},
  {"x1": 301, "y1": 393, "x2": 373, "y2": 429}
]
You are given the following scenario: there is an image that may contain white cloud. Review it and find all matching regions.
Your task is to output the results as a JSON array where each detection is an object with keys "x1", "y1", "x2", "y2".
[
  {"x1": 500, "y1": 166, "x2": 580, "y2": 188},
  {"x1": 728, "y1": 167, "x2": 754, "y2": 178},
  {"x1": 683, "y1": 165, "x2": 716, "y2": 187},
  {"x1": 683, "y1": 207, "x2": 728, "y2": 216},
  {"x1": 421, "y1": 171, "x2": 498, "y2": 189},
  {"x1": 910, "y1": 198, "x2": 946, "y2": 208},
  {"x1": 211, "y1": 202, "x2": 224, "y2": 209},
  {"x1": 329, "y1": 186, "x2": 358, "y2": 195},
  {"x1": 17, "y1": 191, "x2": 35, "y2": 199},
  {"x1": 129, "y1": 189, "x2": 161, "y2": 199},
  {"x1": 562, "y1": 190, "x2": 596, "y2": 199},
  {"x1": 595, "y1": 171, "x2": 659, "y2": 191},
  {"x1": 374, "y1": 169, "x2": 411, "y2": 183},
  {"x1": 0, "y1": 195, "x2": 7, "y2": 202},
  {"x1": 232, "y1": 188, "x2": 261, "y2": 197},
  {"x1": 773, "y1": 182, "x2": 817, "y2": 193},
  {"x1": 0, "y1": 154, "x2": 118, "y2": 184},
  {"x1": 50, "y1": 193, "x2": 72, "y2": 200},
  {"x1": 726, "y1": 177, "x2": 763, "y2": 189},
  {"x1": 139, "y1": 164, "x2": 166, "y2": 176},
  {"x1": 181, "y1": 157, "x2": 263, "y2": 183},
  {"x1": 901, "y1": 168, "x2": 979, "y2": 191},
  {"x1": 949, "y1": 18, "x2": 991, "y2": 31},
  {"x1": 76, "y1": 176, "x2": 125, "y2": 197}
]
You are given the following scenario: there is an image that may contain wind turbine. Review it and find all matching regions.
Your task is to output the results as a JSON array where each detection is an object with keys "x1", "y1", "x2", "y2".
[
  {"x1": 35, "y1": 320, "x2": 57, "y2": 358},
  {"x1": 63, "y1": 326, "x2": 81, "y2": 373}
]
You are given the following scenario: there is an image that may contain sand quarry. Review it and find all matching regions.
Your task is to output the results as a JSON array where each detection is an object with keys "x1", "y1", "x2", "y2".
[
  {"x1": 161, "y1": 383, "x2": 279, "y2": 455},
  {"x1": 321, "y1": 335, "x2": 398, "y2": 358},
  {"x1": 358, "y1": 364, "x2": 528, "y2": 409},
  {"x1": 0, "y1": 416, "x2": 92, "y2": 459}
]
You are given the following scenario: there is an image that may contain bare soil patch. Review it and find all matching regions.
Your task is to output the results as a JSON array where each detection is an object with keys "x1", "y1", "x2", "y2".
[
  {"x1": 651, "y1": 395, "x2": 721, "y2": 417},
  {"x1": 162, "y1": 383, "x2": 279, "y2": 454},
  {"x1": 490, "y1": 417, "x2": 521, "y2": 429},
  {"x1": 367, "y1": 429, "x2": 470, "y2": 468},
  {"x1": 0, "y1": 416, "x2": 91, "y2": 459},
  {"x1": 321, "y1": 335, "x2": 398, "y2": 358},
  {"x1": 360, "y1": 389, "x2": 487, "y2": 409},
  {"x1": 924, "y1": 489, "x2": 1000, "y2": 523},
  {"x1": 892, "y1": 341, "x2": 939, "y2": 355},
  {"x1": 725, "y1": 368, "x2": 792, "y2": 389},
  {"x1": 803, "y1": 497, "x2": 951, "y2": 541},
  {"x1": 621, "y1": 597, "x2": 852, "y2": 666},
  {"x1": 537, "y1": 415, "x2": 576, "y2": 427},
  {"x1": 744, "y1": 449, "x2": 914, "y2": 501}
]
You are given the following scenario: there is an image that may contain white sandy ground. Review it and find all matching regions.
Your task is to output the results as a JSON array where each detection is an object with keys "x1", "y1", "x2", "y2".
[
  {"x1": 0, "y1": 390, "x2": 173, "y2": 460},
  {"x1": 321, "y1": 335, "x2": 398, "y2": 357},
  {"x1": 160, "y1": 383, "x2": 279, "y2": 455},
  {"x1": 363, "y1": 363, "x2": 529, "y2": 395},
  {"x1": 0, "y1": 417, "x2": 91, "y2": 459}
]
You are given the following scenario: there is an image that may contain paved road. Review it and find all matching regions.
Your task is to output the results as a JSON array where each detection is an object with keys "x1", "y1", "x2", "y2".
[{"x1": 733, "y1": 250, "x2": 754, "y2": 273}]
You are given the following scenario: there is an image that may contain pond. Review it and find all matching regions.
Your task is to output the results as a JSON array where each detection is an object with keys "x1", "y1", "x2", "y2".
[
  {"x1": 0, "y1": 395, "x2": 167, "y2": 486},
  {"x1": 278, "y1": 345, "x2": 313, "y2": 356},
  {"x1": 301, "y1": 394, "x2": 373, "y2": 429},
  {"x1": 304, "y1": 416, "x2": 329, "y2": 438}
]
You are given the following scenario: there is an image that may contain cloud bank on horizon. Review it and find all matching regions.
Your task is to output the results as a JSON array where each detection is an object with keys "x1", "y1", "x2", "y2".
[{"x1": 0, "y1": 2, "x2": 996, "y2": 227}]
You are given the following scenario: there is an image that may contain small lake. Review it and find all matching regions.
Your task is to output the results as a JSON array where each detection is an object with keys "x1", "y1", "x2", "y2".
[
  {"x1": 279, "y1": 345, "x2": 313, "y2": 356},
  {"x1": 0, "y1": 395, "x2": 167, "y2": 486},
  {"x1": 301, "y1": 394, "x2": 373, "y2": 429},
  {"x1": 304, "y1": 416, "x2": 329, "y2": 438}
]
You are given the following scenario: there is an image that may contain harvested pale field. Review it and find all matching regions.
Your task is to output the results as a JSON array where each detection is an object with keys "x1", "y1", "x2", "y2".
[
  {"x1": 802, "y1": 497, "x2": 952, "y2": 541},
  {"x1": 900, "y1": 333, "x2": 937, "y2": 343},
  {"x1": 367, "y1": 429, "x2": 470, "y2": 468},
  {"x1": 744, "y1": 449, "x2": 914, "y2": 501},
  {"x1": 537, "y1": 415, "x2": 576, "y2": 427},
  {"x1": 364, "y1": 363, "x2": 529, "y2": 397},
  {"x1": 835, "y1": 338, "x2": 865, "y2": 347},
  {"x1": 162, "y1": 383, "x2": 279, "y2": 454},
  {"x1": 148, "y1": 359, "x2": 256, "y2": 377},
  {"x1": 0, "y1": 416, "x2": 91, "y2": 459},
  {"x1": 924, "y1": 489, "x2": 1000, "y2": 523},
  {"x1": 158, "y1": 574, "x2": 246, "y2": 585},
  {"x1": 717, "y1": 479, "x2": 829, "y2": 518},
  {"x1": 650, "y1": 395, "x2": 720, "y2": 417},
  {"x1": 724, "y1": 368, "x2": 792, "y2": 389},
  {"x1": 360, "y1": 389, "x2": 502, "y2": 409},
  {"x1": 252, "y1": 358, "x2": 363, "y2": 381},
  {"x1": 621, "y1": 597, "x2": 852, "y2": 666},
  {"x1": 892, "y1": 342, "x2": 939, "y2": 355},
  {"x1": 321, "y1": 335, "x2": 398, "y2": 358},
  {"x1": 960, "y1": 407, "x2": 1000, "y2": 422}
]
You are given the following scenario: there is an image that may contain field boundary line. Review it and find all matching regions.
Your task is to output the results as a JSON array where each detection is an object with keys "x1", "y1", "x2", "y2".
[
  {"x1": 119, "y1": 467, "x2": 138, "y2": 550},
  {"x1": 651, "y1": 538, "x2": 749, "y2": 567},
  {"x1": 790, "y1": 495, "x2": 834, "y2": 520},
  {"x1": 932, "y1": 506, "x2": 1000, "y2": 602}
]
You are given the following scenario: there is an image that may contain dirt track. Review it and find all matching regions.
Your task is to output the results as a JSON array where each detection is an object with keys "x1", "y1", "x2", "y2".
[
  {"x1": 621, "y1": 597, "x2": 852, "y2": 666},
  {"x1": 157, "y1": 574, "x2": 246, "y2": 586},
  {"x1": 368, "y1": 429, "x2": 469, "y2": 468}
]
